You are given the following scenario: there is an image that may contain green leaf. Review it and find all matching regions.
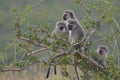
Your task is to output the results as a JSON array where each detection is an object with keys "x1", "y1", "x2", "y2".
[
  {"x1": 104, "y1": 16, "x2": 113, "y2": 24},
  {"x1": 75, "y1": 0, "x2": 81, "y2": 3}
]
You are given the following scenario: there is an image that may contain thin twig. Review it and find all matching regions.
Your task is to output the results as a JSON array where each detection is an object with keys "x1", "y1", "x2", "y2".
[
  {"x1": 1, "y1": 62, "x2": 34, "y2": 72},
  {"x1": 110, "y1": 26, "x2": 120, "y2": 67},
  {"x1": 26, "y1": 48, "x2": 48, "y2": 56},
  {"x1": 112, "y1": 17, "x2": 120, "y2": 30},
  {"x1": 31, "y1": 0, "x2": 46, "y2": 8},
  {"x1": 18, "y1": 36, "x2": 46, "y2": 47}
]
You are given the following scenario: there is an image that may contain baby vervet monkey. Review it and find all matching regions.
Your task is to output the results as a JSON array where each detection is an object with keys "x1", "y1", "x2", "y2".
[
  {"x1": 96, "y1": 45, "x2": 109, "y2": 68},
  {"x1": 51, "y1": 21, "x2": 68, "y2": 36}
]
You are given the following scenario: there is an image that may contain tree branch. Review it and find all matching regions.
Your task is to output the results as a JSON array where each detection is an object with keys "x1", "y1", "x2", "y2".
[
  {"x1": 48, "y1": 50, "x2": 106, "y2": 73},
  {"x1": 1, "y1": 62, "x2": 34, "y2": 72},
  {"x1": 73, "y1": 51, "x2": 106, "y2": 72},
  {"x1": 18, "y1": 36, "x2": 46, "y2": 47},
  {"x1": 26, "y1": 48, "x2": 48, "y2": 56}
]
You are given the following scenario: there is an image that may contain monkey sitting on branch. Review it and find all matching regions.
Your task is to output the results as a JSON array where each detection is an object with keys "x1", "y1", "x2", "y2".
[{"x1": 95, "y1": 45, "x2": 109, "y2": 68}]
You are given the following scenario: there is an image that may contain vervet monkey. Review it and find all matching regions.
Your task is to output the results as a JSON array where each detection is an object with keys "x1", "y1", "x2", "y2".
[
  {"x1": 63, "y1": 9, "x2": 86, "y2": 50},
  {"x1": 51, "y1": 21, "x2": 68, "y2": 36},
  {"x1": 63, "y1": 10, "x2": 85, "y2": 80},
  {"x1": 66, "y1": 19, "x2": 86, "y2": 46},
  {"x1": 63, "y1": 9, "x2": 76, "y2": 21},
  {"x1": 66, "y1": 19, "x2": 85, "y2": 80},
  {"x1": 46, "y1": 21, "x2": 68, "y2": 79},
  {"x1": 96, "y1": 45, "x2": 109, "y2": 68}
]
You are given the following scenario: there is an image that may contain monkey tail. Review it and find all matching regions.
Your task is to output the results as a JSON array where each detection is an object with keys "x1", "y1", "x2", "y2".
[
  {"x1": 74, "y1": 60, "x2": 80, "y2": 80},
  {"x1": 46, "y1": 66, "x2": 51, "y2": 78},
  {"x1": 54, "y1": 65, "x2": 57, "y2": 75}
]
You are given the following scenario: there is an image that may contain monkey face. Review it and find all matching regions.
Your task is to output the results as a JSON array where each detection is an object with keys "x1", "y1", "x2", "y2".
[
  {"x1": 99, "y1": 47, "x2": 108, "y2": 55},
  {"x1": 57, "y1": 22, "x2": 67, "y2": 33},
  {"x1": 63, "y1": 10, "x2": 74, "y2": 20},
  {"x1": 66, "y1": 19, "x2": 78, "y2": 30},
  {"x1": 99, "y1": 49, "x2": 104, "y2": 55},
  {"x1": 96, "y1": 45, "x2": 109, "y2": 56},
  {"x1": 67, "y1": 24, "x2": 73, "y2": 30},
  {"x1": 52, "y1": 21, "x2": 68, "y2": 35}
]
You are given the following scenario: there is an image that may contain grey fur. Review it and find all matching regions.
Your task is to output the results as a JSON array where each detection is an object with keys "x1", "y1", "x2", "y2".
[
  {"x1": 66, "y1": 19, "x2": 86, "y2": 45},
  {"x1": 96, "y1": 45, "x2": 109, "y2": 68},
  {"x1": 51, "y1": 21, "x2": 68, "y2": 36},
  {"x1": 63, "y1": 9, "x2": 77, "y2": 21}
]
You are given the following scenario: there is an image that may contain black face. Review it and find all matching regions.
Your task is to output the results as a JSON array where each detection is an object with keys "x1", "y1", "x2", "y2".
[
  {"x1": 57, "y1": 22, "x2": 66, "y2": 32},
  {"x1": 99, "y1": 46, "x2": 108, "y2": 55},
  {"x1": 67, "y1": 19, "x2": 77, "y2": 30},
  {"x1": 68, "y1": 24, "x2": 73, "y2": 30},
  {"x1": 99, "y1": 50, "x2": 104, "y2": 55},
  {"x1": 59, "y1": 26, "x2": 64, "y2": 31}
]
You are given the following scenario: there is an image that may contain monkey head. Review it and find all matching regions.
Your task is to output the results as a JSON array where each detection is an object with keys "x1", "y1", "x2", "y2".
[
  {"x1": 96, "y1": 45, "x2": 109, "y2": 56},
  {"x1": 96, "y1": 45, "x2": 109, "y2": 62},
  {"x1": 63, "y1": 9, "x2": 75, "y2": 20},
  {"x1": 66, "y1": 19, "x2": 79, "y2": 31},
  {"x1": 51, "y1": 21, "x2": 68, "y2": 36},
  {"x1": 95, "y1": 45, "x2": 109, "y2": 68}
]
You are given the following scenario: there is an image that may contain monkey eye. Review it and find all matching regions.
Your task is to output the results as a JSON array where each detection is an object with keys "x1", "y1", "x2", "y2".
[{"x1": 59, "y1": 26, "x2": 64, "y2": 31}]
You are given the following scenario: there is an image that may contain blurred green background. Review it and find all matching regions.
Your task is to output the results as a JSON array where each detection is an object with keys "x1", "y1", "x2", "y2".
[{"x1": 0, "y1": 0, "x2": 120, "y2": 63}]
